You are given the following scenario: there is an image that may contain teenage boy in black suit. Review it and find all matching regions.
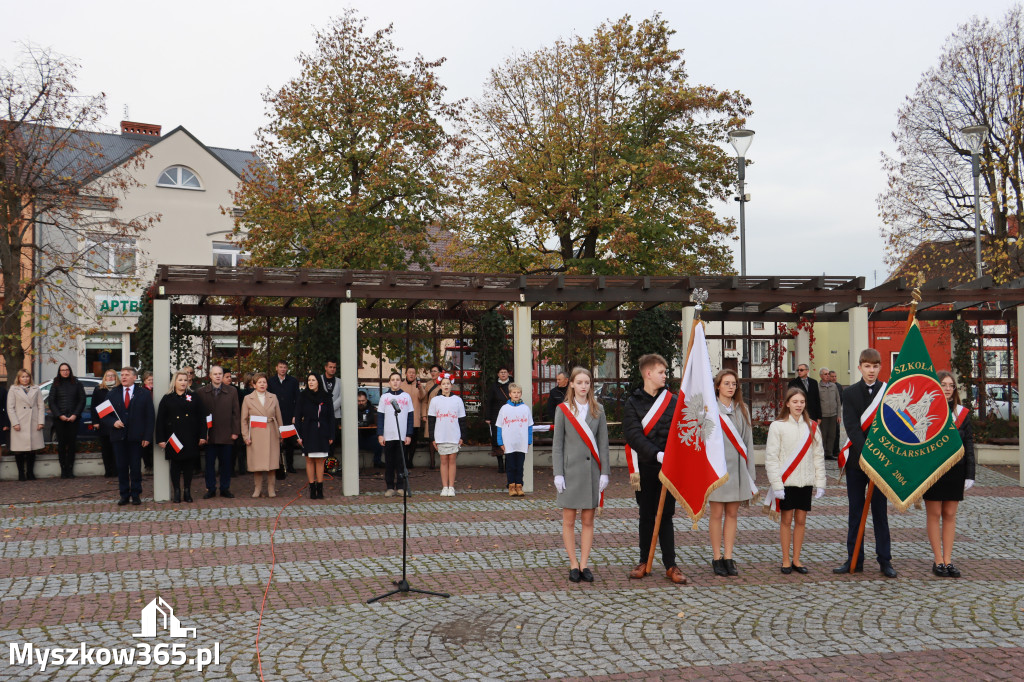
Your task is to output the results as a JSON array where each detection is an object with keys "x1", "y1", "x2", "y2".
[{"x1": 833, "y1": 349, "x2": 896, "y2": 578}]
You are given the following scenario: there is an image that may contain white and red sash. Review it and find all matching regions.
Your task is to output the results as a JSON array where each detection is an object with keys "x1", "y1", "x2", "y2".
[
  {"x1": 952, "y1": 404, "x2": 969, "y2": 429},
  {"x1": 624, "y1": 390, "x2": 673, "y2": 476},
  {"x1": 719, "y1": 410, "x2": 758, "y2": 495},
  {"x1": 559, "y1": 402, "x2": 604, "y2": 508},
  {"x1": 764, "y1": 421, "x2": 817, "y2": 514},
  {"x1": 838, "y1": 382, "x2": 887, "y2": 469}
]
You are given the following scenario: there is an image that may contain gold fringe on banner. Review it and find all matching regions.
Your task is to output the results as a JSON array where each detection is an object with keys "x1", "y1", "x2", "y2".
[
  {"x1": 660, "y1": 471, "x2": 729, "y2": 530},
  {"x1": 629, "y1": 471, "x2": 641, "y2": 492}
]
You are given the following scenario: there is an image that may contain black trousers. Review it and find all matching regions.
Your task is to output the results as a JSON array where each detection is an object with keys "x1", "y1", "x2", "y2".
[
  {"x1": 404, "y1": 429, "x2": 418, "y2": 467},
  {"x1": 170, "y1": 459, "x2": 194, "y2": 489},
  {"x1": 845, "y1": 460, "x2": 892, "y2": 565},
  {"x1": 112, "y1": 440, "x2": 143, "y2": 498},
  {"x1": 54, "y1": 419, "x2": 78, "y2": 475},
  {"x1": 384, "y1": 440, "x2": 405, "y2": 490},
  {"x1": 636, "y1": 464, "x2": 677, "y2": 569},
  {"x1": 98, "y1": 434, "x2": 116, "y2": 476}
]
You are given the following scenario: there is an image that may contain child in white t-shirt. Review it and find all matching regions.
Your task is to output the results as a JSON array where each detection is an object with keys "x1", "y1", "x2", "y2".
[
  {"x1": 496, "y1": 383, "x2": 533, "y2": 497},
  {"x1": 377, "y1": 372, "x2": 415, "y2": 497},
  {"x1": 428, "y1": 377, "x2": 466, "y2": 497}
]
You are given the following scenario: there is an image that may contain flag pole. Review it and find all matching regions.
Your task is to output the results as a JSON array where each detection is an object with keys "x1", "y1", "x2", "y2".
[
  {"x1": 849, "y1": 277, "x2": 922, "y2": 573},
  {"x1": 645, "y1": 291, "x2": 704, "y2": 576}
]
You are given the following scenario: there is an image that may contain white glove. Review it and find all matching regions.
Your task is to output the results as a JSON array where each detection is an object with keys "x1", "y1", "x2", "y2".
[
  {"x1": 815, "y1": 487, "x2": 825, "y2": 499},
  {"x1": 599, "y1": 475, "x2": 609, "y2": 492},
  {"x1": 774, "y1": 488, "x2": 785, "y2": 500},
  {"x1": 554, "y1": 475, "x2": 566, "y2": 493},
  {"x1": 656, "y1": 451, "x2": 664, "y2": 464},
  {"x1": 964, "y1": 479, "x2": 975, "y2": 491}
]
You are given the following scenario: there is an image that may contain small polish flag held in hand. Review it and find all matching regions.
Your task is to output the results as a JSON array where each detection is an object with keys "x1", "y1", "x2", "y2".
[
  {"x1": 168, "y1": 433, "x2": 184, "y2": 453},
  {"x1": 280, "y1": 424, "x2": 297, "y2": 438},
  {"x1": 250, "y1": 416, "x2": 268, "y2": 429},
  {"x1": 206, "y1": 414, "x2": 213, "y2": 428},
  {"x1": 96, "y1": 400, "x2": 116, "y2": 419}
]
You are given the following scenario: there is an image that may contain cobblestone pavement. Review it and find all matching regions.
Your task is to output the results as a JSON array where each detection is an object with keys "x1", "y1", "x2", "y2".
[{"x1": 0, "y1": 463, "x2": 1022, "y2": 681}]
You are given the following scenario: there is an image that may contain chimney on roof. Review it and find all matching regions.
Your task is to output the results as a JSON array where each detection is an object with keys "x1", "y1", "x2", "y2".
[{"x1": 120, "y1": 120, "x2": 161, "y2": 138}]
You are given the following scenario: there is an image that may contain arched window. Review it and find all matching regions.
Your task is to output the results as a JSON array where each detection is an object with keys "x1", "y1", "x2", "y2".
[{"x1": 157, "y1": 165, "x2": 202, "y2": 190}]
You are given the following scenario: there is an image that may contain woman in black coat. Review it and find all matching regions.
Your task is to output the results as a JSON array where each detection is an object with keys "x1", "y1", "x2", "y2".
[
  {"x1": 155, "y1": 370, "x2": 209, "y2": 503},
  {"x1": 90, "y1": 369, "x2": 119, "y2": 477},
  {"x1": 47, "y1": 363, "x2": 86, "y2": 479},
  {"x1": 296, "y1": 374, "x2": 335, "y2": 500},
  {"x1": 924, "y1": 370, "x2": 977, "y2": 578}
]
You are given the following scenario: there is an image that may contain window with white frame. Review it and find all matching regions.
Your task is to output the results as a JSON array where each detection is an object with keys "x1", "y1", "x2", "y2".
[
  {"x1": 752, "y1": 321, "x2": 765, "y2": 330},
  {"x1": 724, "y1": 339, "x2": 736, "y2": 351},
  {"x1": 157, "y1": 165, "x2": 202, "y2": 190},
  {"x1": 750, "y1": 339, "x2": 770, "y2": 364},
  {"x1": 85, "y1": 237, "x2": 136, "y2": 276},
  {"x1": 212, "y1": 241, "x2": 248, "y2": 267}
]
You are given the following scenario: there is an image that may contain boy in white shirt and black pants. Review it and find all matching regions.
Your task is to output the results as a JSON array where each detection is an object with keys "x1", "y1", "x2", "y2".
[
  {"x1": 377, "y1": 372, "x2": 414, "y2": 497},
  {"x1": 496, "y1": 383, "x2": 533, "y2": 497}
]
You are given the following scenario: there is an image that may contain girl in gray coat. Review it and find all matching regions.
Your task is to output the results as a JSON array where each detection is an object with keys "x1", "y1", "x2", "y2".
[
  {"x1": 708, "y1": 369, "x2": 757, "y2": 577},
  {"x1": 553, "y1": 367, "x2": 609, "y2": 583}
]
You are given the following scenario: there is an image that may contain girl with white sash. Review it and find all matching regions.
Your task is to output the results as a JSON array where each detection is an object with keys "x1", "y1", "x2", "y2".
[
  {"x1": 765, "y1": 388, "x2": 826, "y2": 574},
  {"x1": 552, "y1": 367, "x2": 609, "y2": 584},
  {"x1": 923, "y1": 371, "x2": 976, "y2": 578},
  {"x1": 708, "y1": 369, "x2": 757, "y2": 577}
]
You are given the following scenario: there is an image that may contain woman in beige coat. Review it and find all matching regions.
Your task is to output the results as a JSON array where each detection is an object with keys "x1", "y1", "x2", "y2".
[
  {"x1": 241, "y1": 373, "x2": 283, "y2": 497},
  {"x1": 7, "y1": 369, "x2": 45, "y2": 480}
]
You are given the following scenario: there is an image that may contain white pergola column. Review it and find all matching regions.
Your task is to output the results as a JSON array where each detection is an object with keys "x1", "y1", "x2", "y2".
[
  {"x1": 848, "y1": 306, "x2": 869, "y2": 382},
  {"x1": 152, "y1": 298, "x2": 171, "y2": 502},
  {"x1": 1018, "y1": 306, "x2": 1023, "y2": 487},
  {"x1": 795, "y1": 328, "x2": 811, "y2": 370},
  {"x1": 681, "y1": 306, "x2": 695, "y2": 368},
  {"x1": 513, "y1": 304, "x2": 534, "y2": 493},
  {"x1": 340, "y1": 301, "x2": 359, "y2": 496}
]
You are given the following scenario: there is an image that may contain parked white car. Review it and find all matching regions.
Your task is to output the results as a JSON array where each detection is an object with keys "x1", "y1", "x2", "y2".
[{"x1": 972, "y1": 384, "x2": 1019, "y2": 419}]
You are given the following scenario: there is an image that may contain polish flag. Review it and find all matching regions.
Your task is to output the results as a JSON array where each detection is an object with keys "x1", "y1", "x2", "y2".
[
  {"x1": 279, "y1": 424, "x2": 297, "y2": 438},
  {"x1": 96, "y1": 400, "x2": 116, "y2": 419},
  {"x1": 168, "y1": 433, "x2": 184, "y2": 453},
  {"x1": 206, "y1": 414, "x2": 213, "y2": 428},
  {"x1": 250, "y1": 416, "x2": 268, "y2": 429}
]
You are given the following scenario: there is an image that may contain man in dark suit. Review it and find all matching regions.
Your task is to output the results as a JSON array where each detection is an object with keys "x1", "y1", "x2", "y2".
[
  {"x1": 101, "y1": 367, "x2": 155, "y2": 506},
  {"x1": 788, "y1": 364, "x2": 821, "y2": 422},
  {"x1": 833, "y1": 349, "x2": 896, "y2": 578},
  {"x1": 545, "y1": 372, "x2": 568, "y2": 421},
  {"x1": 268, "y1": 360, "x2": 300, "y2": 473}
]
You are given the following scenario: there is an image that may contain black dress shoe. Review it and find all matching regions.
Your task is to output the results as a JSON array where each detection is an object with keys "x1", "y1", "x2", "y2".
[
  {"x1": 220, "y1": 490, "x2": 234, "y2": 499},
  {"x1": 183, "y1": 489, "x2": 193, "y2": 503},
  {"x1": 880, "y1": 563, "x2": 897, "y2": 578},
  {"x1": 712, "y1": 559, "x2": 728, "y2": 576},
  {"x1": 780, "y1": 566, "x2": 793, "y2": 574},
  {"x1": 131, "y1": 496, "x2": 141, "y2": 506},
  {"x1": 945, "y1": 562, "x2": 961, "y2": 578},
  {"x1": 203, "y1": 490, "x2": 216, "y2": 500},
  {"x1": 833, "y1": 561, "x2": 863, "y2": 574},
  {"x1": 117, "y1": 497, "x2": 130, "y2": 506},
  {"x1": 569, "y1": 568, "x2": 581, "y2": 583},
  {"x1": 932, "y1": 563, "x2": 948, "y2": 577},
  {"x1": 725, "y1": 559, "x2": 738, "y2": 576},
  {"x1": 580, "y1": 567, "x2": 594, "y2": 583},
  {"x1": 172, "y1": 488, "x2": 181, "y2": 503},
  {"x1": 792, "y1": 564, "x2": 809, "y2": 574}
]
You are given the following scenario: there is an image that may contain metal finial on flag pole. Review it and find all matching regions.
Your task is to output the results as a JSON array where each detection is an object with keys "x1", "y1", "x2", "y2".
[{"x1": 690, "y1": 288, "x2": 709, "y2": 320}]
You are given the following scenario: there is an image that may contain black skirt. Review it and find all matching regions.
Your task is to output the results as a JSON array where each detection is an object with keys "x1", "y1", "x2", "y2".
[
  {"x1": 780, "y1": 485, "x2": 812, "y2": 512},
  {"x1": 922, "y1": 457, "x2": 966, "y2": 502}
]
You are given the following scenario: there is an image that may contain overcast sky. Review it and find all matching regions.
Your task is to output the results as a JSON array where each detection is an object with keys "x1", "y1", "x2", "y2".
[{"x1": 3, "y1": 0, "x2": 1018, "y2": 285}]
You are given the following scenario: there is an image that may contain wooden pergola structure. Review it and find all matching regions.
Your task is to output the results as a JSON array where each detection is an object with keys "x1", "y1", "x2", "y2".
[{"x1": 147, "y1": 265, "x2": 1024, "y2": 500}]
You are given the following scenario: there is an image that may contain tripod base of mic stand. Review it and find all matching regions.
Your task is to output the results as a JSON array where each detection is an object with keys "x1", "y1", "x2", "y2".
[{"x1": 367, "y1": 579, "x2": 450, "y2": 604}]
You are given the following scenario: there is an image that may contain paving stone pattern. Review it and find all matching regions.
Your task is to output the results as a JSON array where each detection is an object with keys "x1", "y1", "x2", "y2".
[{"x1": 0, "y1": 464, "x2": 1022, "y2": 681}]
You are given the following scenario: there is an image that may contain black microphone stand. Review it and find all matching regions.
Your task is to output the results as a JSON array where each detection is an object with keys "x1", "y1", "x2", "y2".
[{"x1": 367, "y1": 400, "x2": 450, "y2": 604}]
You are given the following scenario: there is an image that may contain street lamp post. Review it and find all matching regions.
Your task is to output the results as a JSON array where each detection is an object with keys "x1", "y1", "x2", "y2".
[
  {"x1": 728, "y1": 129, "x2": 754, "y2": 408},
  {"x1": 961, "y1": 124, "x2": 988, "y2": 280}
]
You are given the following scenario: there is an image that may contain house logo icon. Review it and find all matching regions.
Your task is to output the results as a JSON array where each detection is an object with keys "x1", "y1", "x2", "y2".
[{"x1": 132, "y1": 596, "x2": 197, "y2": 639}]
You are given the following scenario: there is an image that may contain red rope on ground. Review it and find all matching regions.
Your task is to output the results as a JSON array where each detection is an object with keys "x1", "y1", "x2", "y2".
[{"x1": 256, "y1": 485, "x2": 305, "y2": 681}]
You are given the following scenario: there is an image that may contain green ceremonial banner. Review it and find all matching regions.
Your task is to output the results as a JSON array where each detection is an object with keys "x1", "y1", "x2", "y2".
[{"x1": 859, "y1": 320, "x2": 964, "y2": 511}]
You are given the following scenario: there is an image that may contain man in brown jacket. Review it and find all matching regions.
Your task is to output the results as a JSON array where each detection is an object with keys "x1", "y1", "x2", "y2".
[{"x1": 197, "y1": 365, "x2": 240, "y2": 498}]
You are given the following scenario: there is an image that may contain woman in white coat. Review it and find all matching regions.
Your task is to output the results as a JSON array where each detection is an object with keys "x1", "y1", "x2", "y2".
[
  {"x1": 765, "y1": 387, "x2": 826, "y2": 574},
  {"x1": 7, "y1": 369, "x2": 45, "y2": 480}
]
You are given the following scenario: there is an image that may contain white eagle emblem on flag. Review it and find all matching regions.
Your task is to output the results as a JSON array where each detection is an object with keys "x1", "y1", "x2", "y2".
[
  {"x1": 883, "y1": 386, "x2": 939, "y2": 442},
  {"x1": 677, "y1": 392, "x2": 716, "y2": 451}
]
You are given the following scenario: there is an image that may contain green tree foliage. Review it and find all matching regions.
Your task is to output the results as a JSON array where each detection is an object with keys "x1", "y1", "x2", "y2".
[
  {"x1": 474, "y1": 310, "x2": 510, "y2": 397},
  {"x1": 231, "y1": 9, "x2": 462, "y2": 270},
  {"x1": 879, "y1": 6, "x2": 1024, "y2": 283},
  {"x1": 452, "y1": 14, "x2": 751, "y2": 276},
  {"x1": 624, "y1": 309, "x2": 680, "y2": 391}
]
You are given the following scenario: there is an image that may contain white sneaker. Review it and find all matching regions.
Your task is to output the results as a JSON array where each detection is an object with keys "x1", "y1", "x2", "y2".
[
  {"x1": 440, "y1": 488, "x2": 448, "y2": 497},
  {"x1": 397, "y1": 488, "x2": 405, "y2": 497},
  {"x1": 449, "y1": 486, "x2": 456, "y2": 496},
  {"x1": 385, "y1": 489, "x2": 395, "y2": 497}
]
